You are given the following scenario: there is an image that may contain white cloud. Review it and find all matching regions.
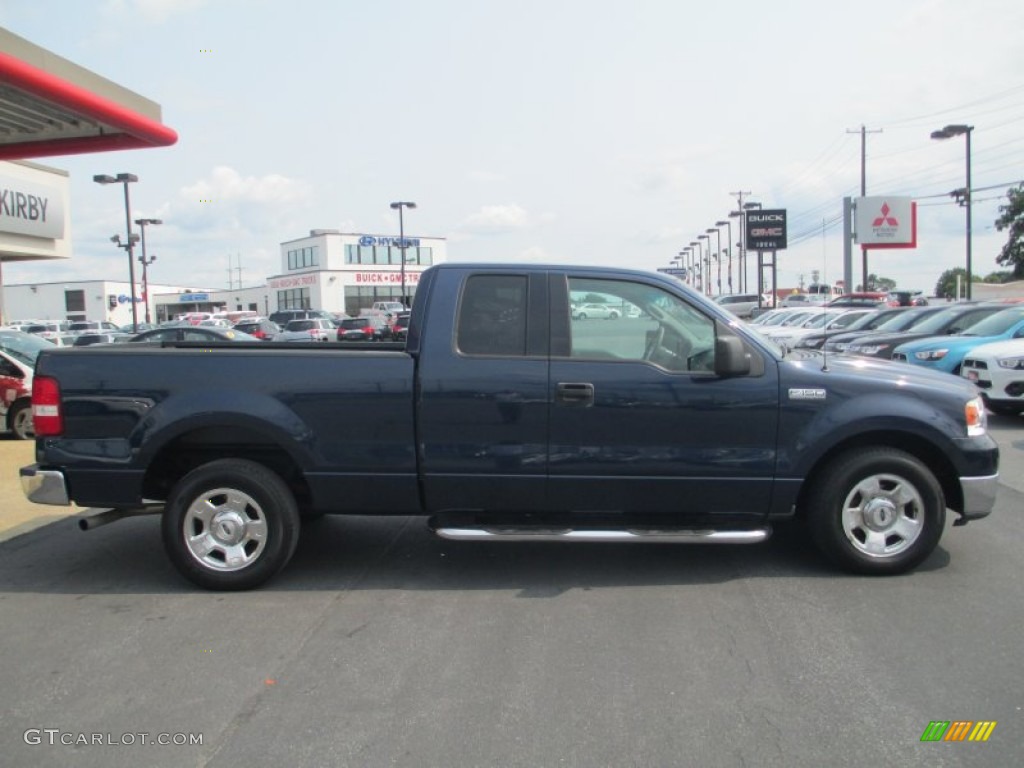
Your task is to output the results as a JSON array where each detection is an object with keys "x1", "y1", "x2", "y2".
[{"x1": 458, "y1": 204, "x2": 534, "y2": 235}]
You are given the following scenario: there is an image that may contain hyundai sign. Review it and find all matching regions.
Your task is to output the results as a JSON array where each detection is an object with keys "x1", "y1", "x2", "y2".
[
  {"x1": 746, "y1": 209, "x2": 787, "y2": 251},
  {"x1": 358, "y1": 235, "x2": 420, "y2": 248}
]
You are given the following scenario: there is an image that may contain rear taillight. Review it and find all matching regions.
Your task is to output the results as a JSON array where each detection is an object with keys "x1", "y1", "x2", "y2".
[
  {"x1": 32, "y1": 375, "x2": 64, "y2": 436},
  {"x1": 364, "y1": 326, "x2": 374, "y2": 336}
]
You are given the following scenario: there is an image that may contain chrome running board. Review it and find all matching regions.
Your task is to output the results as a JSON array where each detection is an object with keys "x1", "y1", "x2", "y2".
[{"x1": 432, "y1": 526, "x2": 771, "y2": 544}]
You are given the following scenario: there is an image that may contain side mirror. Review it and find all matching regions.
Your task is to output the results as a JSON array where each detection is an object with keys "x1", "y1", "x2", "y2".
[{"x1": 715, "y1": 334, "x2": 751, "y2": 377}]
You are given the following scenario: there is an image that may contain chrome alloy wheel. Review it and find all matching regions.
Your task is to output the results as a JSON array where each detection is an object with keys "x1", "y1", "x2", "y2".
[
  {"x1": 841, "y1": 473, "x2": 924, "y2": 558},
  {"x1": 184, "y1": 488, "x2": 268, "y2": 571}
]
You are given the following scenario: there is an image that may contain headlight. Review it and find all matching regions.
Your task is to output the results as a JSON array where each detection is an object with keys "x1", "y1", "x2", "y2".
[
  {"x1": 853, "y1": 344, "x2": 888, "y2": 355},
  {"x1": 997, "y1": 356, "x2": 1024, "y2": 370},
  {"x1": 914, "y1": 348, "x2": 948, "y2": 361},
  {"x1": 965, "y1": 396, "x2": 987, "y2": 437}
]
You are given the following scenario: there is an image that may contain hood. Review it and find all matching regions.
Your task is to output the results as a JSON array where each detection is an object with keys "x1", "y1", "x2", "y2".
[
  {"x1": 961, "y1": 338, "x2": 1024, "y2": 359},
  {"x1": 781, "y1": 349, "x2": 979, "y2": 399}
]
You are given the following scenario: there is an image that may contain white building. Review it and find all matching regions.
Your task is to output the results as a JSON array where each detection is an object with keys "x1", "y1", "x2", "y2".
[
  {"x1": 2, "y1": 224, "x2": 450, "y2": 326},
  {"x1": 272, "y1": 230, "x2": 447, "y2": 317}
]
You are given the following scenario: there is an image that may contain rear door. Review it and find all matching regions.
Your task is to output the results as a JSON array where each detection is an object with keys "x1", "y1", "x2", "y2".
[
  {"x1": 547, "y1": 272, "x2": 780, "y2": 524},
  {"x1": 417, "y1": 270, "x2": 551, "y2": 513}
]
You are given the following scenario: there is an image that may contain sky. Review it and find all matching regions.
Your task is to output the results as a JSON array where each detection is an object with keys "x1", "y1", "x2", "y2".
[{"x1": 3, "y1": 0, "x2": 1024, "y2": 296}]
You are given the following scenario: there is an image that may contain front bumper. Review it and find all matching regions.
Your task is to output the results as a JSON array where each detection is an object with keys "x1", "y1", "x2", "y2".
[
  {"x1": 959, "y1": 474, "x2": 999, "y2": 521},
  {"x1": 19, "y1": 465, "x2": 70, "y2": 506}
]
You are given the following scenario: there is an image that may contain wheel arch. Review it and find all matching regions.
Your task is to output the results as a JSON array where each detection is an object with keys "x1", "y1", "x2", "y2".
[
  {"x1": 139, "y1": 422, "x2": 313, "y2": 512},
  {"x1": 794, "y1": 430, "x2": 963, "y2": 518}
]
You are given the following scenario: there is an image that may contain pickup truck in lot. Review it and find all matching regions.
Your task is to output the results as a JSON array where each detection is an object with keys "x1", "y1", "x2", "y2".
[{"x1": 21, "y1": 264, "x2": 999, "y2": 589}]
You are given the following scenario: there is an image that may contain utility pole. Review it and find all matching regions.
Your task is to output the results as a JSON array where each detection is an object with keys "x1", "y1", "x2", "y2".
[
  {"x1": 729, "y1": 190, "x2": 752, "y2": 292},
  {"x1": 846, "y1": 125, "x2": 882, "y2": 291}
]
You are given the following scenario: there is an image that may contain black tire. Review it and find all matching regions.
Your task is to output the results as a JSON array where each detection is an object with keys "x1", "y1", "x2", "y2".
[
  {"x1": 805, "y1": 448, "x2": 945, "y2": 575},
  {"x1": 162, "y1": 459, "x2": 300, "y2": 590},
  {"x1": 7, "y1": 400, "x2": 34, "y2": 440}
]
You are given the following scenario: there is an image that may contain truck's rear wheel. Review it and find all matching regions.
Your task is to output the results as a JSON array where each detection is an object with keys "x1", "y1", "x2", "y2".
[
  {"x1": 806, "y1": 448, "x2": 945, "y2": 575},
  {"x1": 162, "y1": 459, "x2": 300, "y2": 590}
]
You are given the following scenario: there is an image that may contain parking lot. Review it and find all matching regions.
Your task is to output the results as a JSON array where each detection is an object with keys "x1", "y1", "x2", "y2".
[{"x1": 1, "y1": 416, "x2": 1022, "y2": 767}]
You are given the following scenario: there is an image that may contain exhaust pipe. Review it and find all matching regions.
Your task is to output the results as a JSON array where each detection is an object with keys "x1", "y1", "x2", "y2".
[{"x1": 78, "y1": 506, "x2": 161, "y2": 531}]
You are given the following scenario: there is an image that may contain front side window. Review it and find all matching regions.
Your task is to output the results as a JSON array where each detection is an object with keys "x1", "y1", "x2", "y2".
[{"x1": 566, "y1": 277, "x2": 716, "y2": 373}]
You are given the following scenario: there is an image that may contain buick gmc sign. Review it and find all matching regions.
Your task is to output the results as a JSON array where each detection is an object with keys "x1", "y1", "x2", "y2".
[{"x1": 746, "y1": 209, "x2": 787, "y2": 251}]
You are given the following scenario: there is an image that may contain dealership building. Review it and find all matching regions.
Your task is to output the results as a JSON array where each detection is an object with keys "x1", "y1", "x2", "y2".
[{"x1": 271, "y1": 229, "x2": 447, "y2": 317}]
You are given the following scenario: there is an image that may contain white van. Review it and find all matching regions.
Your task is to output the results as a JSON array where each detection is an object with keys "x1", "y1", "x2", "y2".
[{"x1": 713, "y1": 293, "x2": 764, "y2": 319}]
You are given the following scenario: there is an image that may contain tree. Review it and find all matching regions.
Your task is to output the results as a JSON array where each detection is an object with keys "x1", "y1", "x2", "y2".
[
  {"x1": 994, "y1": 184, "x2": 1024, "y2": 278},
  {"x1": 934, "y1": 267, "x2": 981, "y2": 299},
  {"x1": 856, "y1": 273, "x2": 897, "y2": 292},
  {"x1": 982, "y1": 270, "x2": 1015, "y2": 283}
]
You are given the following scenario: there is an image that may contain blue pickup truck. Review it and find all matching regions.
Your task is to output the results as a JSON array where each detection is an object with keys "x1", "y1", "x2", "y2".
[{"x1": 21, "y1": 264, "x2": 999, "y2": 589}]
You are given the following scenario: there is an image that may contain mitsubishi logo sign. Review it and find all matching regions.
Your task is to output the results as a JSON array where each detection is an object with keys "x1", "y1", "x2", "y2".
[{"x1": 855, "y1": 197, "x2": 917, "y2": 248}]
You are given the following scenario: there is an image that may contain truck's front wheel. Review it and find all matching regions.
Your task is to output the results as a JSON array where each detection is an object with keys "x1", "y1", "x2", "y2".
[
  {"x1": 162, "y1": 459, "x2": 300, "y2": 590},
  {"x1": 806, "y1": 448, "x2": 945, "y2": 575}
]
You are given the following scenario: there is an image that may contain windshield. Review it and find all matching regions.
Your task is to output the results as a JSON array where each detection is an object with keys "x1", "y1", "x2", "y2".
[
  {"x1": 877, "y1": 309, "x2": 933, "y2": 332},
  {"x1": 909, "y1": 306, "x2": 994, "y2": 334},
  {"x1": 0, "y1": 332, "x2": 53, "y2": 366},
  {"x1": 960, "y1": 308, "x2": 1024, "y2": 336},
  {"x1": 287, "y1": 320, "x2": 316, "y2": 331}
]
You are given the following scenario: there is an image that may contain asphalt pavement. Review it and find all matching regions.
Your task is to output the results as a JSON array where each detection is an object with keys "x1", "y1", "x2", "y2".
[{"x1": 1, "y1": 417, "x2": 1022, "y2": 768}]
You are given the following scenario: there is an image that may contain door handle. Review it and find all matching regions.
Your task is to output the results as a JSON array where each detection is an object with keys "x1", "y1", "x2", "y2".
[{"x1": 556, "y1": 382, "x2": 594, "y2": 406}]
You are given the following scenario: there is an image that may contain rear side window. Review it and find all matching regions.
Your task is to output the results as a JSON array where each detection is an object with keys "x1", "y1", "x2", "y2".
[{"x1": 457, "y1": 275, "x2": 528, "y2": 356}]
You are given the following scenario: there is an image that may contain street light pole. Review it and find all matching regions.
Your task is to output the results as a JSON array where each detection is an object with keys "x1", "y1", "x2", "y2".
[
  {"x1": 698, "y1": 234, "x2": 711, "y2": 296},
  {"x1": 931, "y1": 124, "x2": 974, "y2": 299},
  {"x1": 716, "y1": 220, "x2": 733, "y2": 294},
  {"x1": 94, "y1": 173, "x2": 140, "y2": 332},
  {"x1": 706, "y1": 228, "x2": 722, "y2": 296},
  {"x1": 690, "y1": 240, "x2": 702, "y2": 294},
  {"x1": 743, "y1": 202, "x2": 763, "y2": 302},
  {"x1": 135, "y1": 218, "x2": 162, "y2": 325},
  {"x1": 389, "y1": 201, "x2": 417, "y2": 307}
]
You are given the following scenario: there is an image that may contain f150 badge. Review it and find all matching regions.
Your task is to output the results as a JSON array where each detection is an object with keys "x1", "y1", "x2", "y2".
[{"x1": 788, "y1": 388, "x2": 827, "y2": 400}]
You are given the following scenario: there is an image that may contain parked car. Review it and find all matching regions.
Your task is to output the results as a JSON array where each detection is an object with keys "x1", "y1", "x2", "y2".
[
  {"x1": 844, "y1": 303, "x2": 1005, "y2": 360},
  {"x1": 572, "y1": 303, "x2": 621, "y2": 320},
  {"x1": 232, "y1": 318, "x2": 280, "y2": 340},
  {"x1": 892, "y1": 306, "x2": 1024, "y2": 374},
  {"x1": 268, "y1": 309, "x2": 331, "y2": 326},
  {"x1": 826, "y1": 292, "x2": 889, "y2": 308},
  {"x1": 713, "y1": 293, "x2": 763, "y2": 319},
  {"x1": 73, "y1": 332, "x2": 133, "y2": 346},
  {"x1": 960, "y1": 338, "x2": 1024, "y2": 416},
  {"x1": 390, "y1": 312, "x2": 412, "y2": 342},
  {"x1": 275, "y1": 318, "x2": 336, "y2": 342},
  {"x1": 67, "y1": 320, "x2": 121, "y2": 335},
  {"x1": 791, "y1": 307, "x2": 912, "y2": 351},
  {"x1": 23, "y1": 321, "x2": 66, "y2": 342},
  {"x1": 781, "y1": 292, "x2": 827, "y2": 308},
  {"x1": 129, "y1": 326, "x2": 261, "y2": 343},
  {"x1": 0, "y1": 330, "x2": 52, "y2": 439},
  {"x1": 762, "y1": 309, "x2": 873, "y2": 350},
  {"x1": 369, "y1": 301, "x2": 407, "y2": 319},
  {"x1": 337, "y1": 315, "x2": 391, "y2": 340},
  {"x1": 887, "y1": 290, "x2": 929, "y2": 307},
  {"x1": 821, "y1": 306, "x2": 947, "y2": 353}
]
